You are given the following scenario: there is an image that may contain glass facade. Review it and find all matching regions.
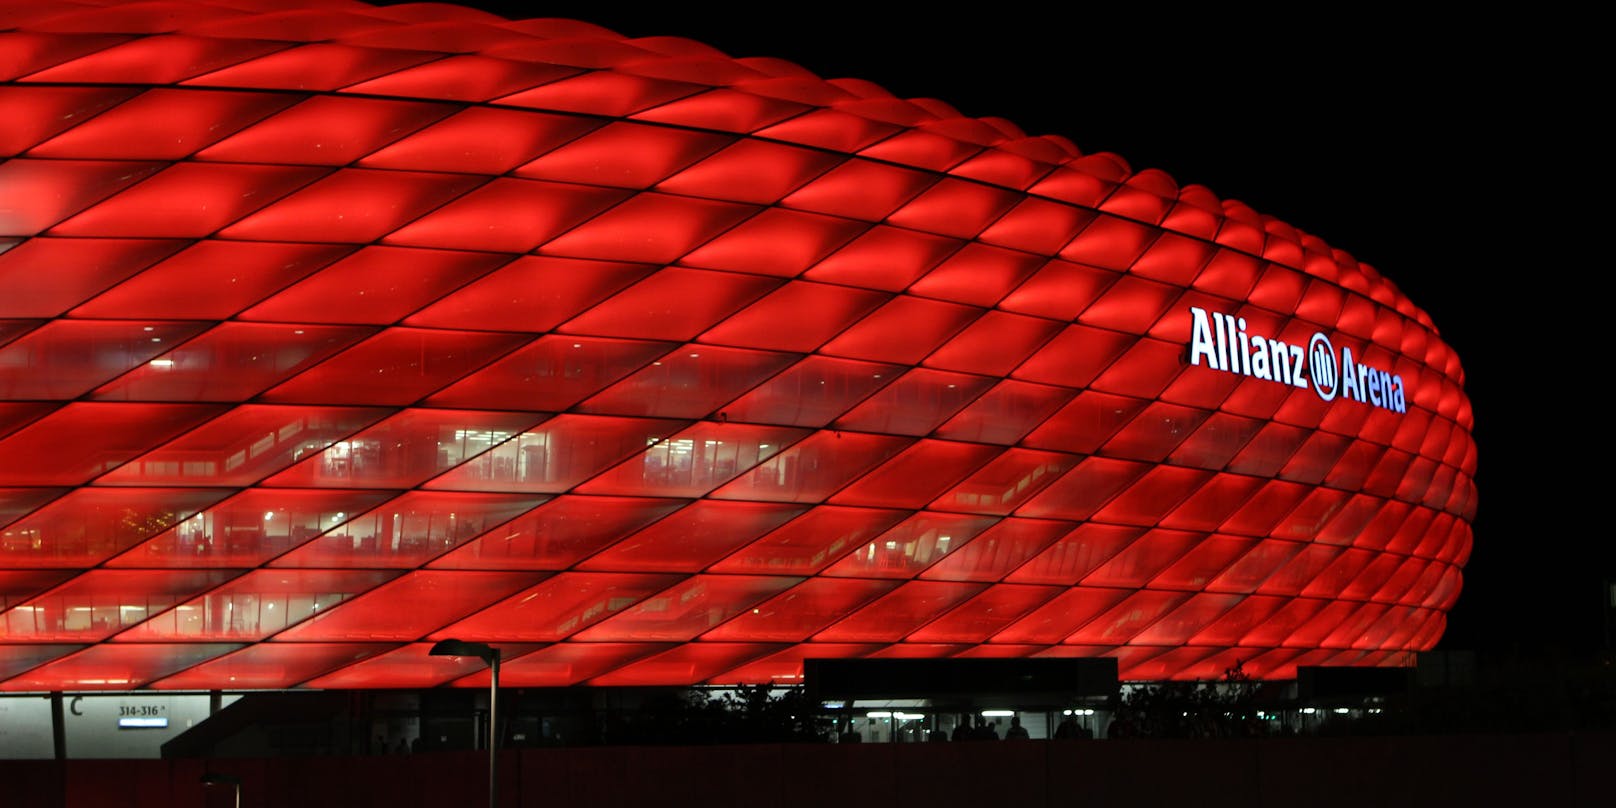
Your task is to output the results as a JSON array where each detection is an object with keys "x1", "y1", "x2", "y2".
[{"x1": 0, "y1": 0, "x2": 1474, "y2": 691}]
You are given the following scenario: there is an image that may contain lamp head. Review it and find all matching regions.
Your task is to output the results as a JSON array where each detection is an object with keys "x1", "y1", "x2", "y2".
[{"x1": 429, "y1": 639, "x2": 498, "y2": 664}]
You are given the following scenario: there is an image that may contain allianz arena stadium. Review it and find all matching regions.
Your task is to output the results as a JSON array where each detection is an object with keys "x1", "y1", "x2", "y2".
[{"x1": 0, "y1": 0, "x2": 1475, "y2": 692}]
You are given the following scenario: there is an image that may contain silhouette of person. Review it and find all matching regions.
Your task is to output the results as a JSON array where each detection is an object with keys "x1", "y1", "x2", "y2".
[{"x1": 1004, "y1": 716, "x2": 1030, "y2": 740}]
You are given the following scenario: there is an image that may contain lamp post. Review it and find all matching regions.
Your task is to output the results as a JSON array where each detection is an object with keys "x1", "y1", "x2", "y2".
[
  {"x1": 200, "y1": 772, "x2": 241, "y2": 808},
  {"x1": 429, "y1": 639, "x2": 501, "y2": 808}
]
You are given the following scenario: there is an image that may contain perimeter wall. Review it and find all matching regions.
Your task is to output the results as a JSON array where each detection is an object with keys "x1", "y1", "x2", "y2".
[{"x1": 2, "y1": 732, "x2": 1610, "y2": 807}]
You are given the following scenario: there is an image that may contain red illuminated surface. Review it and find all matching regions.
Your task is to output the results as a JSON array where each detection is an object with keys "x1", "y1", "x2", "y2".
[{"x1": 0, "y1": 0, "x2": 1475, "y2": 690}]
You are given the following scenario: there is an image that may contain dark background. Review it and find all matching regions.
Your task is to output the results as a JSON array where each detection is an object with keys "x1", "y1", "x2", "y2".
[{"x1": 399, "y1": 3, "x2": 1607, "y2": 657}]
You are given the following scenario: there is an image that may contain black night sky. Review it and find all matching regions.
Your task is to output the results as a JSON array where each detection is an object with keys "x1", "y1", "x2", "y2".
[{"x1": 411, "y1": 3, "x2": 1607, "y2": 658}]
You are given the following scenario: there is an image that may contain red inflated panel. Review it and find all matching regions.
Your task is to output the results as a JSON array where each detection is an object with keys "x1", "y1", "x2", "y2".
[
  {"x1": 0, "y1": 238, "x2": 179, "y2": 318},
  {"x1": 807, "y1": 227, "x2": 961, "y2": 295},
  {"x1": 691, "y1": 208, "x2": 871, "y2": 278},
  {"x1": 829, "y1": 440, "x2": 1000, "y2": 509},
  {"x1": 820, "y1": 511, "x2": 998, "y2": 579},
  {"x1": 360, "y1": 107, "x2": 600, "y2": 174},
  {"x1": 183, "y1": 43, "x2": 439, "y2": 92},
  {"x1": 1080, "y1": 529, "x2": 1208, "y2": 589},
  {"x1": 197, "y1": 96, "x2": 455, "y2": 166},
  {"x1": 258, "y1": 329, "x2": 529, "y2": 406},
  {"x1": 428, "y1": 496, "x2": 685, "y2": 570},
  {"x1": 780, "y1": 157, "x2": 934, "y2": 221},
  {"x1": 115, "y1": 569, "x2": 401, "y2": 641},
  {"x1": 268, "y1": 492, "x2": 546, "y2": 568},
  {"x1": 424, "y1": 414, "x2": 688, "y2": 493},
  {"x1": 1128, "y1": 593, "x2": 1245, "y2": 646},
  {"x1": 107, "y1": 488, "x2": 397, "y2": 568},
  {"x1": 715, "y1": 643, "x2": 882, "y2": 685},
  {"x1": 818, "y1": 297, "x2": 981, "y2": 365},
  {"x1": 559, "y1": 267, "x2": 780, "y2": 341},
  {"x1": 1003, "y1": 523, "x2": 1144, "y2": 586},
  {"x1": 909, "y1": 244, "x2": 1047, "y2": 307},
  {"x1": 707, "y1": 505, "x2": 910, "y2": 575},
  {"x1": 587, "y1": 643, "x2": 783, "y2": 687},
  {"x1": 0, "y1": 320, "x2": 206, "y2": 399},
  {"x1": 833, "y1": 368, "x2": 993, "y2": 436},
  {"x1": 1015, "y1": 457, "x2": 1152, "y2": 521},
  {"x1": 919, "y1": 518, "x2": 1074, "y2": 582},
  {"x1": 577, "y1": 345, "x2": 795, "y2": 419},
  {"x1": 53, "y1": 163, "x2": 329, "y2": 238},
  {"x1": 358, "y1": 54, "x2": 571, "y2": 103},
  {"x1": 423, "y1": 337, "x2": 671, "y2": 413},
  {"x1": 924, "y1": 311, "x2": 1062, "y2": 377},
  {"x1": 0, "y1": 0, "x2": 1474, "y2": 689},
  {"x1": 386, "y1": 179, "x2": 629, "y2": 253},
  {"x1": 570, "y1": 575, "x2": 801, "y2": 642},
  {"x1": 69, "y1": 241, "x2": 351, "y2": 320},
  {"x1": 433, "y1": 572, "x2": 683, "y2": 641},
  {"x1": 301, "y1": 642, "x2": 535, "y2": 689},
  {"x1": 0, "y1": 570, "x2": 74, "y2": 612},
  {"x1": 406, "y1": 256, "x2": 653, "y2": 333},
  {"x1": 934, "y1": 380, "x2": 1074, "y2": 446},
  {"x1": 1148, "y1": 534, "x2": 1259, "y2": 591},
  {"x1": 490, "y1": 643, "x2": 670, "y2": 688},
  {"x1": 813, "y1": 580, "x2": 986, "y2": 642},
  {"x1": 0, "y1": 488, "x2": 232, "y2": 569},
  {"x1": 657, "y1": 139, "x2": 841, "y2": 204},
  {"x1": 93, "y1": 405, "x2": 392, "y2": 487},
  {"x1": 236, "y1": 247, "x2": 510, "y2": 324},
  {"x1": 1204, "y1": 539, "x2": 1308, "y2": 594},
  {"x1": 635, "y1": 73, "x2": 793, "y2": 113},
  {"x1": 0, "y1": 643, "x2": 240, "y2": 692},
  {"x1": 220, "y1": 169, "x2": 485, "y2": 244},
  {"x1": 0, "y1": 159, "x2": 164, "y2": 236},
  {"x1": 0, "y1": 403, "x2": 224, "y2": 486},
  {"x1": 1013, "y1": 325, "x2": 1136, "y2": 389},
  {"x1": 906, "y1": 584, "x2": 1064, "y2": 643},
  {"x1": 699, "y1": 282, "x2": 890, "y2": 353},
  {"x1": 1, "y1": 569, "x2": 238, "y2": 641},
  {"x1": 719, "y1": 356, "x2": 901, "y2": 428},
  {"x1": 991, "y1": 587, "x2": 1132, "y2": 645},
  {"x1": 273, "y1": 570, "x2": 543, "y2": 641},
  {"x1": 577, "y1": 500, "x2": 805, "y2": 573},
  {"x1": 999, "y1": 259, "x2": 1119, "y2": 321},
  {"x1": 0, "y1": 86, "x2": 138, "y2": 155},
  {"x1": 541, "y1": 195, "x2": 757, "y2": 266},
  {"x1": 1065, "y1": 590, "x2": 1191, "y2": 645},
  {"x1": 575, "y1": 422, "x2": 809, "y2": 499},
  {"x1": 514, "y1": 121, "x2": 730, "y2": 188},
  {"x1": 93, "y1": 324, "x2": 374, "y2": 402},
  {"x1": 148, "y1": 643, "x2": 394, "y2": 690},
  {"x1": 700, "y1": 577, "x2": 898, "y2": 642},
  {"x1": 27, "y1": 34, "x2": 285, "y2": 86},
  {"x1": 261, "y1": 409, "x2": 542, "y2": 489}
]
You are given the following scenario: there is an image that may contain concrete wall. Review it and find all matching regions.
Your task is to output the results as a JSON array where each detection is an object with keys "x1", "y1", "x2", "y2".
[
  {"x1": 1, "y1": 732, "x2": 1611, "y2": 808},
  {"x1": 0, "y1": 693, "x2": 238, "y2": 760}
]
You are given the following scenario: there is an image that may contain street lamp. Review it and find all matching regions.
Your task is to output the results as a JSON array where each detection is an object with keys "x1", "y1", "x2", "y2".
[
  {"x1": 429, "y1": 639, "x2": 501, "y2": 808},
  {"x1": 200, "y1": 772, "x2": 241, "y2": 808}
]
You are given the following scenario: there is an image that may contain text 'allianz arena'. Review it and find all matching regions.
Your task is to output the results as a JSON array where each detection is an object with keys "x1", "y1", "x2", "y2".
[{"x1": 0, "y1": 0, "x2": 1476, "y2": 691}]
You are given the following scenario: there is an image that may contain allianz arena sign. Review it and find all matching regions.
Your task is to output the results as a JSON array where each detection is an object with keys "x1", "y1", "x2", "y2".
[{"x1": 1186, "y1": 307, "x2": 1407, "y2": 413}]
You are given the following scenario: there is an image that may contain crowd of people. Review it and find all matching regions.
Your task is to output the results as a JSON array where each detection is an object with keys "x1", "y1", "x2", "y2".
[{"x1": 920, "y1": 714, "x2": 1053, "y2": 741}]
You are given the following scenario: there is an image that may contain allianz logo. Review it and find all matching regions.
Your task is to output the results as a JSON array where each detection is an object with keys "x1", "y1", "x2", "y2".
[{"x1": 1186, "y1": 306, "x2": 1407, "y2": 414}]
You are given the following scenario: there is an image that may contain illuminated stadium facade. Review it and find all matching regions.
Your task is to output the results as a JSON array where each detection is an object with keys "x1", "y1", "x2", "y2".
[{"x1": 0, "y1": 0, "x2": 1475, "y2": 694}]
